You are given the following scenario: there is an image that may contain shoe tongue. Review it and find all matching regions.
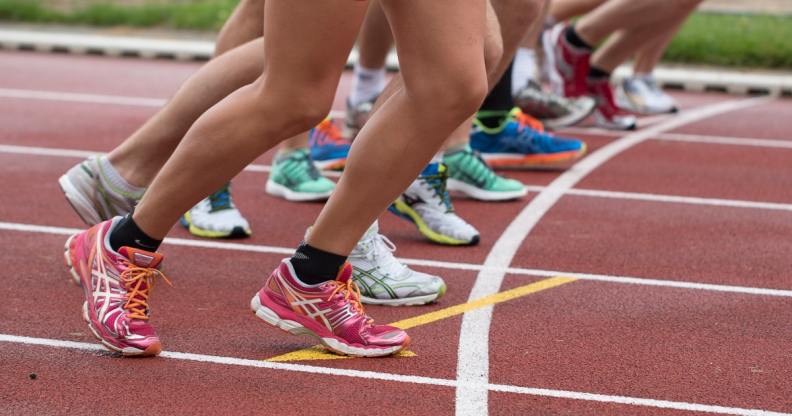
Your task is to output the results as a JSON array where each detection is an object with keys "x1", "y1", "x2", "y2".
[
  {"x1": 335, "y1": 262, "x2": 353, "y2": 283},
  {"x1": 118, "y1": 247, "x2": 164, "y2": 269}
]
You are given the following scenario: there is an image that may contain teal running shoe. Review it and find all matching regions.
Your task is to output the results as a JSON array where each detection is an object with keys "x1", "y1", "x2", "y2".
[
  {"x1": 265, "y1": 148, "x2": 335, "y2": 201},
  {"x1": 443, "y1": 145, "x2": 527, "y2": 201}
]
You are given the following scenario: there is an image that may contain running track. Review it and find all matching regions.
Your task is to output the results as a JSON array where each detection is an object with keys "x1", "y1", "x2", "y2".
[{"x1": 1, "y1": 50, "x2": 791, "y2": 415}]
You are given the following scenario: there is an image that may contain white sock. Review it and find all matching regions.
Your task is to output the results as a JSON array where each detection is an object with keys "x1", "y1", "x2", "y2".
[
  {"x1": 512, "y1": 48, "x2": 538, "y2": 96},
  {"x1": 97, "y1": 156, "x2": 146, "y2": 199},
  {"x1": 349, "y1": 63, "x2": 386, "y2": 107}
]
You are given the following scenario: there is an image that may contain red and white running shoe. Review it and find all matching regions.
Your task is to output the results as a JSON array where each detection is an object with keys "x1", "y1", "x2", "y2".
[
  {"x1": 543, "y1": 22, "x2": 591, "y2": 98},
  {"x1": 64, "y1": 218, "x2": 170, "y2": 356},
  {"x1": 251, "y1": 259, "x2": 410, "y2": 357},
  {"x1": 587, "y1": 77, "x2": 637, "y2": 131}
]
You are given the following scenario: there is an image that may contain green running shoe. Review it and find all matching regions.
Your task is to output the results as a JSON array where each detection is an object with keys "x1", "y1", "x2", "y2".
[
  {"x1": 443, "y1": 145, "x2": 527, "y2": 201},
  {"x1": 265, "y1": 148, "x2": 335, "y2": 201}
]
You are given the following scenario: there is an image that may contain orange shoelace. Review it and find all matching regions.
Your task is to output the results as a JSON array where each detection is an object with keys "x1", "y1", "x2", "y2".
[
  {"x1": 514, "y1": 110, "x2": 546, "y2": 133},
  {"x1": 315, "y1": 118, "x2": 346, "y2": 143},
  {"x1": 328, "y1": 278, "x2": 365, "y2": 316},
  {"x1": 120, "y1": 265, "x2": 172, "y2": 320}
]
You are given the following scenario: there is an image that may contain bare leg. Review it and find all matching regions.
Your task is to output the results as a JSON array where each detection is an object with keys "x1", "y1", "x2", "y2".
[
  {"x1": 632, "y1": 0, "x2": 701, "y2": 74},
  {"x1": 357, "y1": 0, "x2": 393, "y2": 69},
  {"x1": 308, "y1": 0, "x2": 489, "y2": 254},
  {"x1": 575, "y1": 0, "x2": 700, "y2": 46},
  {"x1": 549, "y1": 0, "x2": 606, "y2": 22},
  {"x1": 133, "y1": 1, "x2": 368, "y2": 239}
]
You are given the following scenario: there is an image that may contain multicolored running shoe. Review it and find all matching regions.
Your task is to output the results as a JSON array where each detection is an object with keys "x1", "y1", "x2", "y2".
[
  {"x1": 350, "y1": 222, "x2": 446, "y2": 306},
  {"x1": 443, "y1": 145, "x2": 527, "y2": 201},
  {"x1": 470, "y1": 108, "x2": 587, "y2": 168},
  {"x1": 389, "y1": 162, "x2": 480, "y2": 246},
  {"x1": 180, "y1": 183, "x2": 252, "y2": 238},
  {"x1": 58, "y1": 156, "x2": 141, "y2": 226},
  {"x1": 63, "y1": 217, "x2": 170, "y2": 356},
  {"x1": 309, "y1": 118, "x2": 351, "y2": 171},
  {"x1": 265, "y1": 148, "x2": 335, "y2": 201},
  {"x1": 251, "y1": 259, "x2": 410, "y2": 357},
  {"x1": 588, "y1": 77, "x2": 637, "y2": 131},
  {"x1": 513, "y1": 80, "x2": 596, "y2": 130},
  {"x1": 543, "y1": 22, "x2": 591, "y2": 98}
]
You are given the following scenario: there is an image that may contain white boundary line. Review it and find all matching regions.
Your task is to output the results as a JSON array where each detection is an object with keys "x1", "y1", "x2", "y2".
[
  {"x1": 2, "y1": 143, "x2": 792, "y2": 211},
  {"x1": 453, "y1": 96, "x2": 774, "y2": 416},
  {"x1": 0, "y1": 333, "x2": 789, "y2": 416},
  {"x1": 3, "y1": 220, "x2": 791, "y2": 299}
]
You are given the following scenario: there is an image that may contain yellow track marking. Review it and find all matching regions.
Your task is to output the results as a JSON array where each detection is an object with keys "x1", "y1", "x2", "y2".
[{"x1": 266, "y1": 276, "x2": 576, "y2": 362}]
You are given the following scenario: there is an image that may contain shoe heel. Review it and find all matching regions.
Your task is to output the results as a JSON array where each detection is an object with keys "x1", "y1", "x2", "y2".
[
  {"x1": 63, "y1": 234, "x2": 82, "y2": 287},
  {"x1": 250, "y1": 295, "x2": 307, "y2": 336}
]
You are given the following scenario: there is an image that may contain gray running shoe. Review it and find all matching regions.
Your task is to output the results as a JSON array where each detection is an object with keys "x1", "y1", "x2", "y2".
[
  {"x1": 344, "y1": 96, "x2": 376, "y2": 139},
  {"x1": 513, "y1": 80, "x2": 596, "y2": 130},
  {"x1": 58, "y1": 157, "x2": 140, "y2": 225}
]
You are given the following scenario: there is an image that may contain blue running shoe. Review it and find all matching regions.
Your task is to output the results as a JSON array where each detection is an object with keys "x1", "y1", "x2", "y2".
[
  {"x1": 309, "y1": 118, "x2": 351, "y2": 171},
  {"x1": 470, "y1": 108, "x2": 587, "y2": 168}
]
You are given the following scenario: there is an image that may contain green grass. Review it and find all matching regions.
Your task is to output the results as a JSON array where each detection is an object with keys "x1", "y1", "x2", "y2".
[
  {"x1": 665, "y1": 12, "x2": 792, "y2": 69},
  {"x1": 1, "y1": 2, "x2": 791, "y2": 69},
  {"x1": 0, "y1": 0, "x2": 237, "y2": 30}
]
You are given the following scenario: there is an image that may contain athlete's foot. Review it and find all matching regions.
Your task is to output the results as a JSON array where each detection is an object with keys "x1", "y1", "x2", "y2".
[
  {"x1": 309, "y1": 118, "x2": 351, "y2": 171},
  {"x1": 513, "y1": 80, "x2": 596, "y2": 130},
  {"x1": 543, "y1": 22, "x2": 591, "y2": 98},
  {"x1": 344, "y1": 96, "x2": 376, "y2": 139},
  {"x1": 389, "y1": 163, "x2": 480, "y2": 246},
  {"x1": 616, "y1": 75, "x2": 678, "y2": 115},
  {"x1": 443, "y1": 145, "x2": 527, "y2": 201},
  {"x1": 470, "y1": 108, "x2": 587, "y2": 168},
  {"x1": 180, "y1": 183, "x2": 252, "y2": 238},
  {"x1": 588, "y1": 77, "x2": 637, "y2": 131},
  {"x1": 59, "y1": 156, "x2": 142, "y2": 225},
  {"x1": 350, "y1": 222, "x2": 446, "y2": 306},
  {"x1": 251, "y1": 259, "x2": 410, "y2": 357},
  {"x1": 265, "y1": 148, "x2": 335, "y2": 202},
  {"x1": 63, "y1": 217, "x2": 170, "y2": 356}
]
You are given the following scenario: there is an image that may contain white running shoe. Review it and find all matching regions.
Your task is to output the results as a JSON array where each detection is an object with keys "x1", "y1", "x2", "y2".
[
  {"x1": 350, "y1": 222, "x2": 446, "y2": 306},
  {"x1": 180, "y1": 183, "x2": 252, "y2": 239},
  {"x1": 58, "y1": 156, "x2": 141, "y2": 225},
  {"x1": 617, "y1": 75, "x2": 678, "y2": 115},
  {"x1": 389, "y1": 163, "x2": 480, "y2": 246}
]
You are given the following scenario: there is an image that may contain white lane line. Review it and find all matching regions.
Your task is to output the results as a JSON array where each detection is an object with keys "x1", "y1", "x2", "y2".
[
  {"x1": 3, "y1": 143, "x2": 792, "y2": 210},
  {"x1": 1, "y1": 334, "x2": 788, "y2": 416},
  {"x1": 2, "y1": 220, "x2": 792, "y2": 298},
  {"x1": 454, "y1": 96, "x2": 774, "y2": 416},
  {"x1": 0, "y1": 144, "x2": 272, "y2": 173},
  {"x1": 0, "y1": 88, "x2": 166, "y2": 107},
  {"x1": 658, "y1": 132, "x2": 792, "y2": 149}
]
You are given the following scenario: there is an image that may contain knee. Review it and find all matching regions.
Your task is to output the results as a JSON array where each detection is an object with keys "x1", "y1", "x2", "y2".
[
  {"x1": 251, "y1": 80, "x2": 334, "y2": 135},
  {"x1": 484, "y1": 33, "x2": 504, "y2": 75},
  {"x1": 411, "y1": 67, "x2": 489, "y2": 120}
]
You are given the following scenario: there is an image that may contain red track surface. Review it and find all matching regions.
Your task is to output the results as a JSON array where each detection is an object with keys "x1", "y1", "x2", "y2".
[{"x1": 1, "y1": 50, "x2": 791, "y2": 415}]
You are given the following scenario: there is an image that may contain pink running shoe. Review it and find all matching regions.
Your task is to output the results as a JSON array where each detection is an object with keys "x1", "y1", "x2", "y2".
[
  {"x1": 251, "y1": 259, "x2": 410, "y2": 357},
  {"x1": 63, "y1": 218, "x2": 170, "y2": 356},
  {"x1": 543, "y1": 22, "x2": 591, "y2": 98}
]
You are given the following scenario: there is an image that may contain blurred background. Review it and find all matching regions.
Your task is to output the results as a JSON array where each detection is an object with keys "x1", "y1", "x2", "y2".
[{"x1": 0, "y1": 0, "x2": 790, "y2": 69}]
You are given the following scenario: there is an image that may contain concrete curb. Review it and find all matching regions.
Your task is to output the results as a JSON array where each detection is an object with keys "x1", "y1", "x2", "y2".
[{"x1": 1, "y1": 28, "x2": 790, "y2": 96}]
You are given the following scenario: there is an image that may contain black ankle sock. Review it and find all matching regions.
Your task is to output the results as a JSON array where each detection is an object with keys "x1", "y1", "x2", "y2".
[
  {"x1": 477, "y1": 61, "x2": 514, "y2": 130},
  {"x1": 565, "y1": 25, "x2": 592, "y2": 50},
  {"x1": 290, "y1": 243, "x2": 347, "y2": 285},
  {"x1": 109, "y1": 214, "x2": 163, "y2": 253},
  {"x1": 588, "y1": 65, "x2": 611, "y2": 80}
]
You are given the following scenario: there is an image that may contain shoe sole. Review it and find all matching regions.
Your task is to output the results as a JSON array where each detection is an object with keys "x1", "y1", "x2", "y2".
[
  {"x1": 446, "y1": 178, "x2": 527, "y2": 201},
  {"x1": 180, "y1": 212, "x2": 251, "y2": 239},
  {"x1": 58, "y1": 174, "x2": 102, "y2": 226},
  {"x1": 64, "y1": 234, "x2": 161, "y2": 357},
  {"x1": 313, "y1": 159, "x2": 347, "y2": 171},
  {"x1": 360, "y1": 283, "x2": 446, "y2": 306},
  {"x1": 389, "y1": 200, "x2": 479, "y2": 246},
  {"x1": 264, "y1": 180, "x2": 333, "y2": 202},
  {"x1": 250, "y1": 295, "x2": 409, "y2": 357},
  {"x1": 480, "y1": 144, "x2": 588, "y2": 169}
]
